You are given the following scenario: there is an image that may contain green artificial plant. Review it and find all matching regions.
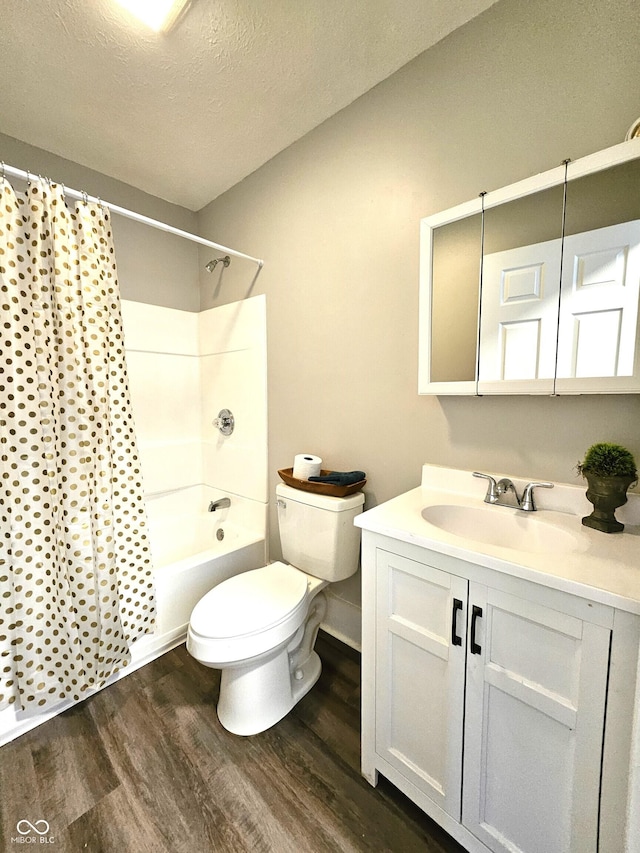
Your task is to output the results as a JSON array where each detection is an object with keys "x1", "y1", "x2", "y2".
[{"x1": 577, "y1": 442, "x2": 637, "y2": 481}]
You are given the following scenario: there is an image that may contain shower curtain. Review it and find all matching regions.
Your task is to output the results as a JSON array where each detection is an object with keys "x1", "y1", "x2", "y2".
[{"x1": 0, "y1": 177, "x2": 155, "y2": 714}]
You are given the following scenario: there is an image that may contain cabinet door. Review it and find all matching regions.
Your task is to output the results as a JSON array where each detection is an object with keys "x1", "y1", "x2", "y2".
[
  {"x1": 462, "y1": 584, "x2": 610, "y2": 853},
  {"x1": 478, "y1": 238, "x2": 561, "y2": 392},
  {"x1": 555, "y1": 219, "x2": 640, "y2": 391},
  {"x1": 375, "y1": 549, "x2": 467, "y2": 819}
]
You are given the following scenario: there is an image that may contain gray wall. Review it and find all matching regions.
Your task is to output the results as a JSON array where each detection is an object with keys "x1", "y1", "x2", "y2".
[
  {"x1": 0, "y1": 133, "x2": 200, "y2": 311},
  {"x1": 196, "y1": 0, "x2": 640, "y2": 579}
]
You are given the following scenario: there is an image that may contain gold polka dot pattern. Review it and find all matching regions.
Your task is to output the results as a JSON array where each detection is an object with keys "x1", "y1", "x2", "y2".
[{"x1": 0, "y1": 178, "x2": 156, "y2": 713}]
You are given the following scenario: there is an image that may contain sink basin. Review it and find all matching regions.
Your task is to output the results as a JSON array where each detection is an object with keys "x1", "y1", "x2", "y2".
[{"x1": 421, "y1": 504, "x2": 585, "y2": 555}]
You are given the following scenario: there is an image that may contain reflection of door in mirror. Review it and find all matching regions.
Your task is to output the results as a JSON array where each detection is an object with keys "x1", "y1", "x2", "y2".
[
  {"x1": 481, "y1": 238, "x2": 561, "y2": 381},
  {"x1": 557, "y1": 159, "x2": 640, "y2": 383},
  {"x1": 478, "y1": 185, "x2": 565, "y2": 391},
  {"x1": 430, "y1": 214, "x2": 482, "y2": 383}
]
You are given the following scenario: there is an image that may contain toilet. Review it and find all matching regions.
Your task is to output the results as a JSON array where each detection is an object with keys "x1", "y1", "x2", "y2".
[{"x1": 186, "y1": 483, "x2": 364, "y2": 735}]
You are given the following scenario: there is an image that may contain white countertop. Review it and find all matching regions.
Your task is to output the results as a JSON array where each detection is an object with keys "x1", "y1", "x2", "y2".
[{"x1": 355, "y1": 465, "x2": 640, "y2": 614}]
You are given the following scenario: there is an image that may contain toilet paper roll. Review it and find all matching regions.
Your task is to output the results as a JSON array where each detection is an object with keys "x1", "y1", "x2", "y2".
[{"x1": 293, "y1": 453, "x2": 323, "y2": 480}]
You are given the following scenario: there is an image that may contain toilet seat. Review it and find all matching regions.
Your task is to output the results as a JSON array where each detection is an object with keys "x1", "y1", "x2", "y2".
[{"x1": 187, "y1": 562, "x2": 310, "y2": 665}]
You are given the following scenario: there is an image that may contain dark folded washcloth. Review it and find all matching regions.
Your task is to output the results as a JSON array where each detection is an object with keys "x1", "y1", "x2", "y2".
[{"x1": 308, "y1": 470, "x2": 366, "y2": 486}]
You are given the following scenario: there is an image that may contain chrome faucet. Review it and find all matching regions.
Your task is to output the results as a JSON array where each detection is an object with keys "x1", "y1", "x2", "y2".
[
  {"x1": 208, "y1": 497, "x2": 231, "y2": 512},
  {"x1": 473, "y1": 472, "x2": 553, "y2": 512}
]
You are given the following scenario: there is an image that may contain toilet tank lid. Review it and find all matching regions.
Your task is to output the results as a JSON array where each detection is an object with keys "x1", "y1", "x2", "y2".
[{"x1": 276, "y1": 483, "x2": 364, "y2": 512}]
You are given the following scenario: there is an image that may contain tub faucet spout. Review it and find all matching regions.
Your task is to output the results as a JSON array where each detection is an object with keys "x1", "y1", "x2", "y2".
[{"x1": 209, "y1": 497, "x2": 231, "y2": 512}]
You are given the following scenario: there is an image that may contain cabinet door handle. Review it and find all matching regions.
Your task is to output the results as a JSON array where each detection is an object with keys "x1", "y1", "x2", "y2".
[
  {"x1": 451, "y1": 598, "x2": 463, "y2": 646},
  {"x1": 470, "y1": 605, "x2": 483, "y2": 655}
]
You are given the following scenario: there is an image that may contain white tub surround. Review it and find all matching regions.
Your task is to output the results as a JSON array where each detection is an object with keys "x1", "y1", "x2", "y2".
[
  {"x1": 357, "y1": 465, "x2": 640, "y2": 853},
  {"x1": 123, "y1": 294, "x2": 269, "y2": 642},
  {"x1": 198, "y1": 299, "x2": 268, "y2": 503},
  {"x1": 122, "y1": 302, "x2": 201, "y2": 496},
  {"x1": 121, "y1": 294, "x2": 268, "y2": 504},
  {"x1": 122, "y1": 294, "x2": 268, "y2": 658}
]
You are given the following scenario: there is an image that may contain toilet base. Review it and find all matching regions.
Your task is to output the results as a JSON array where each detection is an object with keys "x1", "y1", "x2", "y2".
[
  {"x1": 291, "y1": 648, "x2": 322, "y2": 706},
  {"x1": 217, "y1": 646, "x2": 322, "y2": 736}
]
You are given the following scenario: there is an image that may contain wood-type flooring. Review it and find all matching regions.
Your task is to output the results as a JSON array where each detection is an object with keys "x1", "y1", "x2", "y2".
[{"x1": 0, "y1": 633, "x2": 466, "y2": 853}]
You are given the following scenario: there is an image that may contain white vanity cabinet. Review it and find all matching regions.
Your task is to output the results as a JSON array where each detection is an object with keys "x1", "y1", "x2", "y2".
[{"x1": 362, "y1": 532, "x2": 634, "y2": 853}]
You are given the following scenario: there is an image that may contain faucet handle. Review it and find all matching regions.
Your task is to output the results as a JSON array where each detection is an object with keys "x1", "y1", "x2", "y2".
[
  {"x1": 521, "y1": 481, "x2": 553, "y2": 512},
  {"x1": 473, "y1": 471, "x2": 499, "y2": 503},
  {"x1": 213, "y1": 408, "x2": 234, "y2": 436}
]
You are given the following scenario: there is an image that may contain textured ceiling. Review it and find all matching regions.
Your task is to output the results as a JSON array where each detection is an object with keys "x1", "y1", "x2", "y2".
[{"x1": 0, "y1": 0, "x2": 499, "y2": 210}]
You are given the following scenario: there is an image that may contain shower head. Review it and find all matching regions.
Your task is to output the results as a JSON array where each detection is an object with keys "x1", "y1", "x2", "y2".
[{"x1": 205, "y1": 255, "x2": 231, "y2": 272}]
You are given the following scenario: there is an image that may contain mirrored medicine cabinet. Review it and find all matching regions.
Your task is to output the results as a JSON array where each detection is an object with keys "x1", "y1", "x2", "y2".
[{"x1": 418, "y1": 138, "x2": 640, "y2": 395}]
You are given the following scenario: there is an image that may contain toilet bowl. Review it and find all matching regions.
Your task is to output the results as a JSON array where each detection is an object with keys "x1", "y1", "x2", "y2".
[
  {"x1": 188, "y1": 561, "x2": 327, "y2": 735},
  {"x1": 186, "y1": 484, "x2": 364, "y2": 735}
]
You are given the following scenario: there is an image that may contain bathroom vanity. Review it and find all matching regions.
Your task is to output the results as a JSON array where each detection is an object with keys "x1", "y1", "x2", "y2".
[{"x1": 356, "y1": 465, "x2": 640, "y2": 853}]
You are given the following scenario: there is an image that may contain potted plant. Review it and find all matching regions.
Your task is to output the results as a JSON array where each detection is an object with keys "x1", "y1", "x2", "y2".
[{"x1": 577, "y1": 442, "x2": 638, "y2": 533}]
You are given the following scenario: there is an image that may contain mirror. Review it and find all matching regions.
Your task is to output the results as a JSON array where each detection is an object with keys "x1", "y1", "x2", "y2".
[
  {"x1": 555, "y1": 157, "x2": 640, "y2": 389},
  {"x1": 478, "y1": 184, "x2": 565, "y2": 391},
  {"x1": 430, "y1": 214, "x2": 482, "y2": 383},
  {"x1": 419, "y1": 139, "x2": 640, "y2": 395}
]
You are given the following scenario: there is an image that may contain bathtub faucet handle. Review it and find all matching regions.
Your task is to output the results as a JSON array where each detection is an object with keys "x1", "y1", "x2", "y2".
[{"x1": 213, "y1": 408, "x2": 234, "y2": 436}]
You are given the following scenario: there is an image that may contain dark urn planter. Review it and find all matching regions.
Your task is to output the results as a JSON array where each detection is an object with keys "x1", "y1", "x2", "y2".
[{"x1": 582, "y1": 473, "x2": 635, "y2": 533}]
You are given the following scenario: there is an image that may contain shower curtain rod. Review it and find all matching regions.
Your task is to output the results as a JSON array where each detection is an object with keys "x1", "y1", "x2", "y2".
[{"x1": 1, "y1": 161, "x2": 264, "y2": 270}]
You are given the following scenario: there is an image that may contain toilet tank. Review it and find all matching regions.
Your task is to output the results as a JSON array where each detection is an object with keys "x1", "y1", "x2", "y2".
[{"x1": 276, "y1": 483, "x2": 365, "y2": 581}]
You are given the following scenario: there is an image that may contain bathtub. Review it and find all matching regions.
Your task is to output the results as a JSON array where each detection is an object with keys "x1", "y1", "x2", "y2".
[
  {"x1": 0, "y1": 487, "x2": 267, "y2": 746},
  {"x1": 134, "y1": 486, "x2": 268, "y2": 661}
]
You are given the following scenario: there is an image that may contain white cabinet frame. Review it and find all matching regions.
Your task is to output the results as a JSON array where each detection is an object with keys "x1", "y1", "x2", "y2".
[{"x1": 418, "y1": 137, "x2": 640, "y2": 395}]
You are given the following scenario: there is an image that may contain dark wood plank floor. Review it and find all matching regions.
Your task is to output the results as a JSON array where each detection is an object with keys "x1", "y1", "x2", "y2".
[{"x1": 0, "y1": 633, "x2": 466, "y2": 853}]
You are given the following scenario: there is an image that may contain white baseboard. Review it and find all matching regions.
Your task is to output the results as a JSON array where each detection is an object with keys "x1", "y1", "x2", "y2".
[{"x1": 322, "y1": 592, "x2": 362, "y2": 652}]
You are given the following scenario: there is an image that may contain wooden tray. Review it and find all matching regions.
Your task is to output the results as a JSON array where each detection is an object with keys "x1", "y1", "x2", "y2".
[{"x1": 277, "y1": 468, "x2": 366, "y2": 498}]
